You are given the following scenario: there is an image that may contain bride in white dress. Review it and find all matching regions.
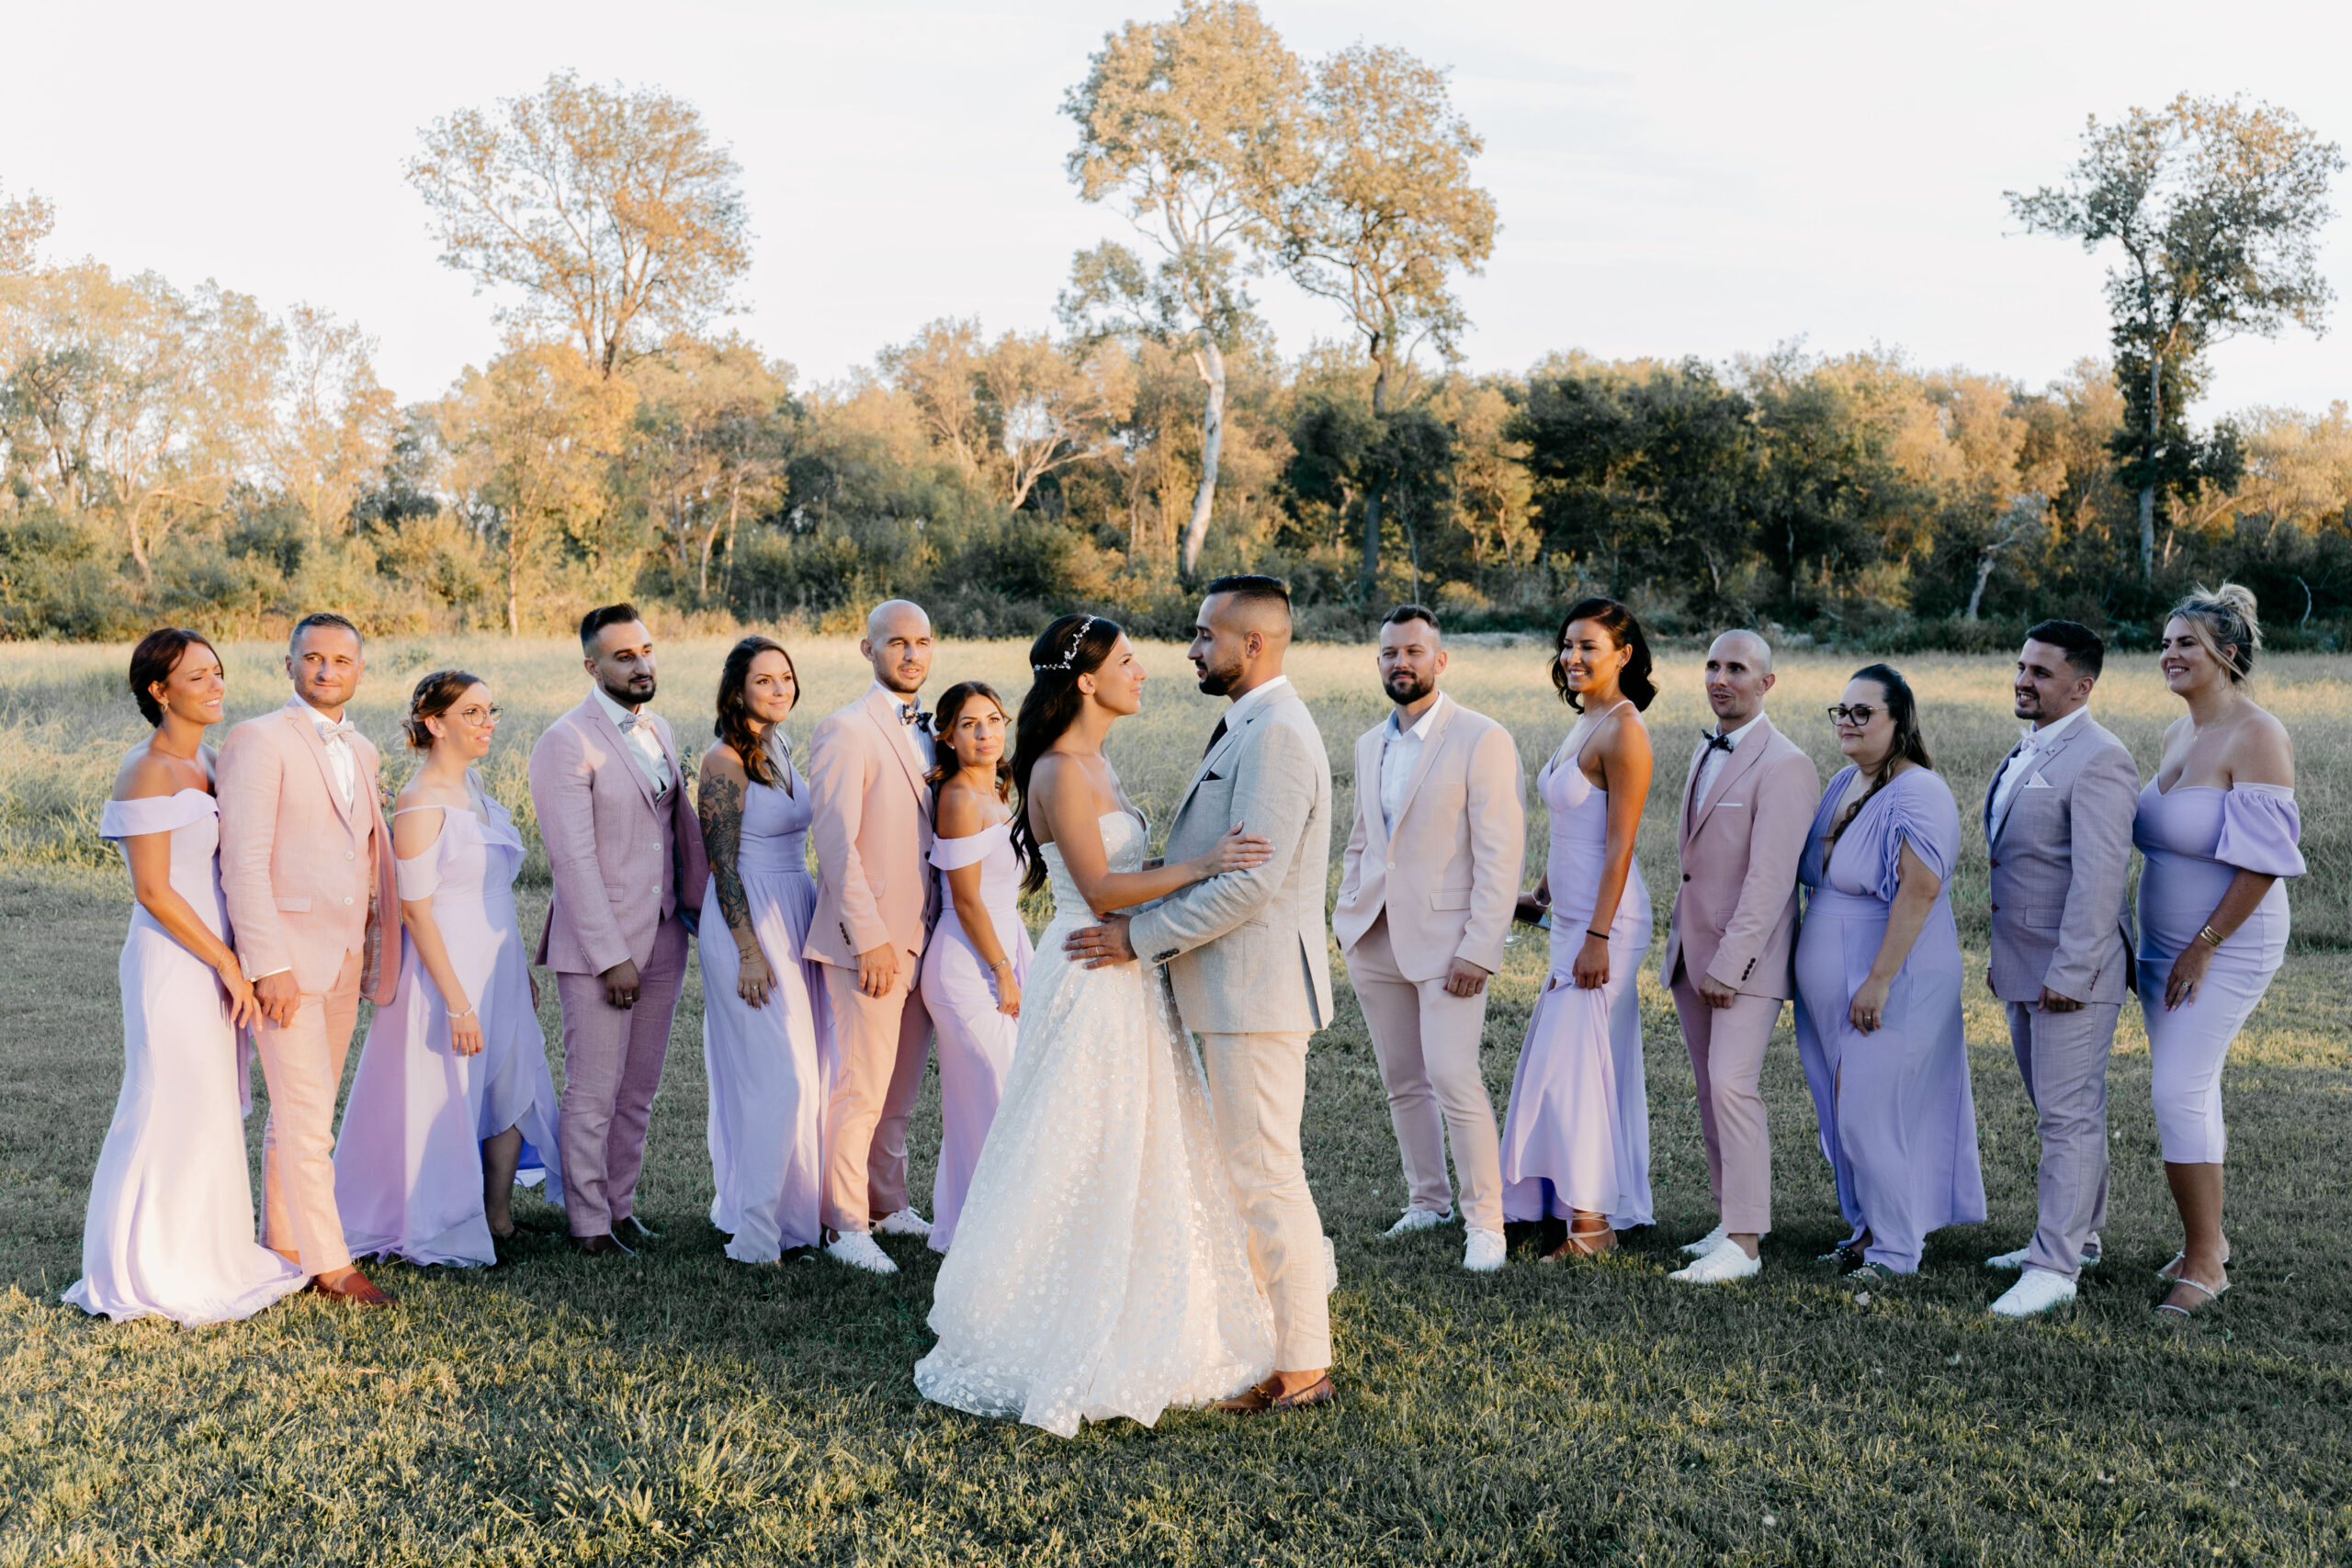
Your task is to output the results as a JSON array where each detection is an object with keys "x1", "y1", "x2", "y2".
[{"x1": 916, "y1": 614, "x2": 1278, "y2": 1437}]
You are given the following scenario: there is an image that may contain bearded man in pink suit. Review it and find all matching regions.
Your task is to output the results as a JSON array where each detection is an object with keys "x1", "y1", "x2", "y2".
[
  {"x1": 217, "y1": 611, "x2": 401, "y2": 1306},
  {"x1": 807, "y1": 599, "x2": 940, "y2": 1276},
  {"x1": 530, "y1": 604, "x2": 708, "y2": 1257},
  {"x1": 1661, "y1": 630, "x2": 1820, "y2": 1286}
]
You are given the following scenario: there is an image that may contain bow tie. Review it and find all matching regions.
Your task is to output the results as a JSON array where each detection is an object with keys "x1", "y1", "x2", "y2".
[
  {"x1": 616, "y1": 712, "x2": 644, "y2": 733},
  {"x1": 315, "y1": 720, "x2": 357, "y2": 745},
  {"x1": 1702, "y1": 729, "x2": 1735, "y2": 756},
  {"x1": 897, "y1": 703, "x2": 930, "y2": 729}
]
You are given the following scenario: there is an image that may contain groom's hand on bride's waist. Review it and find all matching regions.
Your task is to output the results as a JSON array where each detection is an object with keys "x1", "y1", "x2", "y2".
[{"x1": 1065, "y1": 914, "x2": 1136, "y2": 968}]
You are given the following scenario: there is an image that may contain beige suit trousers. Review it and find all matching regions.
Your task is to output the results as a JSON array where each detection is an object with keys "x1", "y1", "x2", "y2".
[
  {"x1": 255, "y1": 946, "x2": 365, "y2": 1275},
  {"x1": 1347, "y1": 916, "x2": 1502, "y2": 1234},
  {"x1": 820, "y1": 961, "x2": 934, "y2": 1233},
  {"x1": 1197, "y1": 1028, "x2": 1330, "y2": 1372},
  {"x1": 1669, "y1": 972, "x2": 1781, "y2": 1235}
]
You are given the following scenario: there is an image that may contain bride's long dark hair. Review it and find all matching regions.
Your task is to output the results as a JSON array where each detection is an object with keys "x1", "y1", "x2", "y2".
[{"x1": 1009, "y1": 612, "x2": 1125, "y2": 894}]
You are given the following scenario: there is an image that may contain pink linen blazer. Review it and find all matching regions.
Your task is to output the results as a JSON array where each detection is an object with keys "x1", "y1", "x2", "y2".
[
  {"x1": 1659, "y1": 713, "x2": 1819, "y2": 999},
  {"x1": 807, "y1": 687, "x2": 936, "y2": 971},
  {"x1": 216, "y1": 697, "x2": 399, "y2": 1003},
  {"x1": 1333, "y1": 694, "x2": 1526, "y2": 983},
  {"x1": 528, "y1": 695, "x2": 707, "y2": 976}
]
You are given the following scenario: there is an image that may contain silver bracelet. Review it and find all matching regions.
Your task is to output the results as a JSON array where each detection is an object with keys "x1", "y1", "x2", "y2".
[{"x1": 448, "y1": 1005, "x2": 476, "y2": 1021}]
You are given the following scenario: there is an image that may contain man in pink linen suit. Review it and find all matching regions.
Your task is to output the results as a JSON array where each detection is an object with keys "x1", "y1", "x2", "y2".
[
  {"x1": 530, "y1": 604, "x2": 708, "y2": 1257},
  {"x1": 807, "y1": 599, "x2": 940, "y2": 1275},
  {"x1": 217, "y1": 611, "x2": 401, "y2": 1305},
  {"x1": 1660, "y1": 630, "x2": 1819, "y2": 1285}
]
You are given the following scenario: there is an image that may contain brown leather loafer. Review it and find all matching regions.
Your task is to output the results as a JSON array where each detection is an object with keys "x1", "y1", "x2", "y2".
[
  {"x1": 571, "y1": 1233, "x2": 634, "y2": 1258},
  {"x1": 1216, "y1": 1374, "x2": 1337, "y2": 1416},
  {"x1": 311, "y1": 1272, "x2": 395, "y2": 1307}
]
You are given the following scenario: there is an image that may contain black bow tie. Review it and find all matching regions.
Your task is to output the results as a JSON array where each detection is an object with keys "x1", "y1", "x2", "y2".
[
  {"x1": 897, "y1": 703, "x2": 931, "y2": 730},
  {"x1": 1702, "y1": 729, "x2": 1735, "y2": 755}
]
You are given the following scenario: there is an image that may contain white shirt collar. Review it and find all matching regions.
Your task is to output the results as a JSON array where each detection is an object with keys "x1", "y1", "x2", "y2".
[
  {"x1": 869, "y1": 680, "x2": 923, "y2": 717},
  {"x1": 1387, "y1": 690, "x2": 1446, "y2": 739},
  {"x1": 1711, "y1": 711, "x2": 1765, "y2": 750},
  {"x1": 592, "y1": 685, "x2": 643, "y2": 728},
  {"x1": 1223, "y1": 672, "x2": 1291, "y2": 728},
  {"x1": 2020, "y1": 705, "x2": 2087, "y2": 750}
]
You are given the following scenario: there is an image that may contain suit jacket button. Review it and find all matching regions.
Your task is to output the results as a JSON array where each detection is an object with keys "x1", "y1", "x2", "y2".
[
  {"x1": 1682, "y1": 873, "x2": 1691, "y2": 882},
  {"x1": 345, "y1": 850, "x2": 355, "y2": 861},
  {"x1": 343, "y1": 897, "x2": 355, "y2": 906},
  {"x1": 1989, "y1": 859, "x2": 1998, "y2": 868}
]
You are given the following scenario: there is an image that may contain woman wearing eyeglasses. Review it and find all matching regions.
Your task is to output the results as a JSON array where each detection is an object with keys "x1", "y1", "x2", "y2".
[
  {"x1": 334, "y1": 671, "x2": 564, "y2": 1266},
  {"x1": 1792, "y1": 664, "x2": 1984, "y2": 1284}
]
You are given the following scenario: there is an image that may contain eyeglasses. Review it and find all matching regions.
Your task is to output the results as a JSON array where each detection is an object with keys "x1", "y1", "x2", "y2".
[
  {"x1": 454, "y1": 705, "x2": 503, "y2": 725},
  {"x1": 1826, "y1": 705, "x2": 1881, "y2": 727}
]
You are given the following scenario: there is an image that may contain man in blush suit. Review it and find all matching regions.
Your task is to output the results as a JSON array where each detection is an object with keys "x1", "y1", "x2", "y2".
[
  {"x1": 530, "y1": 604, "x2": 707, "y2": 1258},
  {"x1": 1333, "y1": 604, "x2": 1525, "y2": 1273},
  {"x1": 808, "y1": 599, "x2": 939, "y2": 1276},
  {"x1": 1660, "y1": 629, "x2": 1820, "y2": 1286},
  {"x1": 1981, "y1": 620, "x2": 2139, "y2": 1319},
  {"x1": 217, "y1": 611, "x2": 401, "y2": 1305}
]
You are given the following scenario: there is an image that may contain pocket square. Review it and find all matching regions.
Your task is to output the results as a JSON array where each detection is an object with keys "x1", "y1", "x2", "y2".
[
  {"x1": 1200, "y1": 771, "x2": 1225, "y2": 783},
  {"x1": 2024, "y1": 775, "x2": 2055, "y2": 790}
]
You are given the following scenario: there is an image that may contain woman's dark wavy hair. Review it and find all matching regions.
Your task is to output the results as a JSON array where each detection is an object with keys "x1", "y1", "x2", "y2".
[
  {"x1": 1551, "y1": 597, "x2": 1657, "y2": 712},
  {"x1": 128, "y1": 627, "x2": 220, "y2": 727},
  {"x1": 1825, "y1": 661, "x2": 1935, "y2": 851},
  {"x1": 404, "y1": 669, "x2": 487, "y2": 751},
  {"x1": 1009, "y1": 613, "x2": 1125, "y2": 894},
  {"x1": 925, "y1": 681, "x2": 1012, "y2": 814},
  {"x1": 713, "y1": 635, "x2": 798, "y2": 788}
]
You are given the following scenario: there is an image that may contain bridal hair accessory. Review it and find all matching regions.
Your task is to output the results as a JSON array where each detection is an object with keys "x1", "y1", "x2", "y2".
[{"x1": 1034, "y1": 615, "x2": 1099, "y2": 672}]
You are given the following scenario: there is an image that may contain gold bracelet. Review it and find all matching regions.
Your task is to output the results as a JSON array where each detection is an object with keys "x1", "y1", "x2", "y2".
[{"x1": 2199, "y1": 924, "x2": 2224, "y2": 948}]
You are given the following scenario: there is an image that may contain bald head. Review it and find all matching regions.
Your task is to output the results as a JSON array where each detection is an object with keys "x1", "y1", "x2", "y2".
[
  {"x1": 1702, "y1": 629, "x2": 1775, "y2": 728},
  {"x1": 861, "y1": 599, "x2": 935, "y2": 695}
]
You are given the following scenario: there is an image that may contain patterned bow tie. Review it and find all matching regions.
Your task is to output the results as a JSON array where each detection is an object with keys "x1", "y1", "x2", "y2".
[
  {"x1": 316, "y1": 720, "x2": 357, "y2": 745},
  {"x1": 897, "y1": 703, "x2": 931, "y2": 730},
  {"x1": 1702, "y1": 729, "x2": 1735, "y2": 755},
  {"x1": 616, "y1": 712, "x2": 643, "y2": 732}
]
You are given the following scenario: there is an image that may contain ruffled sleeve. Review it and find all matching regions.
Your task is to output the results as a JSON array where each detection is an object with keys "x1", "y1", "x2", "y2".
[
  {"x1": 392, "y1": 807, "x2": 448, "y2": 900},
  {"x1": 930, "y1": 820, "x2": 1010, "y2": 872},
  {"x1": 2215, "y1": 784, "x2": 2305, "y2": 878},
  {"x1": 99, "y1": 789, "x2": 215, "y2": 843},
  {"x1": 1871, "y1": 769, "x2": 1962, "y2": 896}
]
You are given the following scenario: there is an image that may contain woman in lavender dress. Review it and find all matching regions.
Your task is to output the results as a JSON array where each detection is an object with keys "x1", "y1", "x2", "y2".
[
  {"x1": 921, "y1": 682, "x2": 1033, "y2": 1254},
  {"x1": 334, "y1": 671, "x2": 563, "y2": 1267},
  {"x1": 68, "y1": 629, "x2": 307, "y2": 1325},
  {"x1": 1498, "y1": 598, "x2": 1657, "y2": 1258},
  {"x1": 1792, "y1": 663, "x2": 1984, "y2": 1282},
  {"x1": 2137, "y1": 586, "x2": 2301, "y2": 1319},
  {"x1": 696, "y1": 636, "x2": 831, "y2": 1264}
]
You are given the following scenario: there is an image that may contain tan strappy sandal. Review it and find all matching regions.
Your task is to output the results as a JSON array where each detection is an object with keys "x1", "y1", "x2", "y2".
[
  {"x1": 1542, "y1": 1214, "x2": 1618, "y2": 1262},
  {"x1": 2155, "y1": 1274, "x2": 2230, "y2": 1319}
]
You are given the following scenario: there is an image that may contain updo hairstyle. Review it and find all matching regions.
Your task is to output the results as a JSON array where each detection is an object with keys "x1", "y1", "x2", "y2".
[
  {"x1": 1551, "y1": 596, "x2": 1657, "y2": 712},
  {"x1": 405, "y1": 669, "x2": 486, "y2": 750},
  {"x1": 2168, "y1": 582, "x2": 2262, "y2": 684},
  {"x1": 127, "y1": 627, "x2": 220, "y2": 728}
]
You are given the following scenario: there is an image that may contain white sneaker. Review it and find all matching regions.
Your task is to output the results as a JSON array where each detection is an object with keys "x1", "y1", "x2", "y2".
[
  {"x1": 1380, "y1": 1206, "x2": 1453, "y2": 1239},
  {"x1": 1986, "y1": 1244, "x2": 2099, "y2": 1270},
  {"x1": 1679, "y1": 1224, "x2": 1728, "y2": 1258},
  {"x1": 1322, "y1": 1234, "x2": 1339, "y2": 1293},
  {"x1": 1669, "y1": 1238, "x2": 1762, "y2": 1284},
  {"x1": 1989, "y1": 1268, "x2": 2076, "y2": 1318},
  {"x1": 1463, "y1": 1230, "x2": 1507, "y2": 1272},
  {"x1": 873, "y1": 1207, "x2": 933, "y2": 1238},
  {"x1": 824, "y1": 1230, "x2": 899, "y2": 1275}
]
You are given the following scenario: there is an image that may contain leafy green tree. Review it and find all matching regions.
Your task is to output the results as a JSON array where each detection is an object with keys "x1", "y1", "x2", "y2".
[{"x1": 2008, "y1": 94, "x2": 2342, "y2": 576}]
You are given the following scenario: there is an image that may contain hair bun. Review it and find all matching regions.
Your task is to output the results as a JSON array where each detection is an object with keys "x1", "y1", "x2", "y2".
[{"x1": 2207, "y1": 581, "x2": 2262, "y2": 645}]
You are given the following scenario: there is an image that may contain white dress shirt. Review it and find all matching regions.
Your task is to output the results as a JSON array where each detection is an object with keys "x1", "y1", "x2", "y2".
[
  {"x1": 1690, "y1": 711, "x2": 1764, "y2": 822},
  {"x1": 1379, "y1": 693, "x2": 1446, "y2": 829},
  {"x1": 594, "y1": 685, "x2": 673, "y2": 795},
  {"x1": 1221, "y1": 672, "x2": 1290, "y2": 730},
  {"x1": 1988, "y1": 704, "x2": 2086, "y2": 831},
  {"x1": 301, "y1": 704, "x2": 360, "y2": 811},
  {"x1": 869, "y1": 681, "x2": 931, "y2": 771}
]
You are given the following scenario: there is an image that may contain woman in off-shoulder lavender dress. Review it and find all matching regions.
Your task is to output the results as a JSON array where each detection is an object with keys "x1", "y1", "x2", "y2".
[
  {"x1": 920, "y1": 682, "x2": 1034, "y2": 1254},
  {"x1": 334, "y1": 671, "x2": 563, "y2": 1267},
  {"x1": 1792, "y1": 664, "x2": 1984, "y2": 1282},
  {"x1": 2137, "y1": 587, "x2": 2302, "y2": 1318},
  {"x1": 696, "y1": 637, "x2": 831, "y2": 1263},
  {"x1": 68, "y1": 629, "x2": 306, "y2": 1325}
]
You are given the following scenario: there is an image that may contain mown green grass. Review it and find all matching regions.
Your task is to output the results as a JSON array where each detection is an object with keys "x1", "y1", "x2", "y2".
[{"x1": 3, "y1": 638, "x2": 2350, "y2": 1563}]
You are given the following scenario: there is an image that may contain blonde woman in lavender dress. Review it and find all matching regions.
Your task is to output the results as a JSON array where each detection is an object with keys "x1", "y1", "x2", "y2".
[
  {"x1": 67, "y1": 629, "x2": 305, "y2": 1325},
  {"x1": 1498, "y1": 598, "x2": 1658, "y2": 1259},
  {"x1": 2138, "y1": 586, "x2": 2302, "y2": 1319},
  {"x1": 334, "y1": 671, "x2": 564, "y2": 1266},
  {"x1": 919, "y1": 682, "x2": 1033, "y2": 1254}
]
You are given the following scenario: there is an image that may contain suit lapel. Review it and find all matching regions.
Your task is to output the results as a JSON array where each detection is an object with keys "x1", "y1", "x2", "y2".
[
  {"x1": 583, "y1": 696, "x2": 659, "y2": 815},
  {"x1": 1362, "y1": 728, "x2": 1393, "y2": 852},
  {"x1": 284, "y1": 702, "x2": 356, "y2": 829},
  {"x1": 1691, "y1": 716, "x2": 1773, "y2": 840},
  {"x1": 1679, "y1": 736, "x2": 1708, "y2": 844},
  {"x1": 1390, "y1": 694, "x2": 1453, "y2": 830},
  {"x1": 1991, "y1": 724, "x2": 2080, "y2": 848},
  {"x1": 1175, "y1": 692, "x2": 1266, "y2": 820},
  {"x1": 863, "y1": 688, "x2": 928, "y2": 806}
]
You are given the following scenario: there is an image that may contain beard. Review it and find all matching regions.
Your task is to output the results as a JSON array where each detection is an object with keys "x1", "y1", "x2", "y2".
[
  {"x1": 1195, "y1": 653, "x2": 1245, "y2": 697},
  {"x1": 600, "y1": 672, "x2": 657, "y2": 708},
  {"x1": 1384, "y1": 669, "x2": 1436, "y2": 707}
]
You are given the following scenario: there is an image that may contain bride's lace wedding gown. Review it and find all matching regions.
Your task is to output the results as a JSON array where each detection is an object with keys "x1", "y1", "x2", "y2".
[{"x1": 915, "y1": 810, "x2": 1275, "y2": 1436}]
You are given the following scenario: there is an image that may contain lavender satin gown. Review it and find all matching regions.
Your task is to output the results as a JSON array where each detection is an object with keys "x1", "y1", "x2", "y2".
[
  {"x1": 334, "y1": 793, "x2": 564, "y2": 1266},
  {"x1": 2133, "y1": 781, "x2": 2302, "y2": 1164},
  {"x1": 66, "y1": 791, "x2": 306, "y2": 1324},
  {"x1": 921, "y1": 818, "x2": 1035, "y2": 1254},
  {"x1": 1499, "y1": 708, "x2": 1654, "y2": 1228},
  {"x1": 699, "y1": 760, "x2": 832, "y2": 1262},
  {"x1": 1792, "y1": 766, "x2": 1984, "y2": 1273}
]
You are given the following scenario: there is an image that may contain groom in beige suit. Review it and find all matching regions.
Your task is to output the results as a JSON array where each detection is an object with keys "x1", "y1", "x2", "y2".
[
  {"x1": 1333, "y1": 604, "x2": 1524, "y2": 1273},
  {"x1": 1660, "y1": 630, "x2": 1819, "y2": 1285},
  {"x1": 1982, "y1": 620, "x2": 2138, "y2": 1319},
  {"x1": 808, "y1": 599, "x2": 939, "y2": 1275},
  {"x1": 1069, "y1": 576, "x2": 1337, "y2": 1415},
  {"x1": 218, "y1": 611, "x2": 400, "y2": 1305}
]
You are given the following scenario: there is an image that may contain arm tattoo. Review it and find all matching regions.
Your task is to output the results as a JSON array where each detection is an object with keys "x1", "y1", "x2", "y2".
[{"x1": 698, "y1": 771, "x2": 755, "y2": 941}]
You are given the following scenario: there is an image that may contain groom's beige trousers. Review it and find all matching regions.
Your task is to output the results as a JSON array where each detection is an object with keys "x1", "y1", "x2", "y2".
[{"x1": 1198, "y1": 1029, "x2": 1331, "y2": 1372}]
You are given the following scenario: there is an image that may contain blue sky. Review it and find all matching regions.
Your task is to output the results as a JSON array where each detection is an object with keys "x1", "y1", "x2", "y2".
[{"x1": 10, "y1": 0, "x2": 2347, "y2": 414}]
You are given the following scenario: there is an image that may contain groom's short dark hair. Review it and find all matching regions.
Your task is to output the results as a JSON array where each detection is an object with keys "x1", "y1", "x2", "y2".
[
  {"x1": 580, "y1": 602, "x2": 646, "y2": 652},
  {"x1": 1383, "y1": 603, "x2": 1441, "y2": 636},
  {"x1": 1204, "y1": 574, "x2": 1292, "y2": 626},
  {"x1": 2025, "y1": 618, "x2": 2104, "y2": 679}
]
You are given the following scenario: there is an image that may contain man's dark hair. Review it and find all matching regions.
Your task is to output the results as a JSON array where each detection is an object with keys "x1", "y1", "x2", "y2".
[
  {"x1": 1383, "y1": 603, "x2": 1442, "y2": 635},
  {"x1": 2025, "y1": 618, "x2": 2104, "y2": 679},
  {"x1": 581, "y1": 603, "x2": 646, "y2": 653},
  {"x1": 288, "y1": 610, "x2": 360, "y2": 651},
  {"x1": 1204, "y1": 574, "x2": 1292, "y2": 624}
]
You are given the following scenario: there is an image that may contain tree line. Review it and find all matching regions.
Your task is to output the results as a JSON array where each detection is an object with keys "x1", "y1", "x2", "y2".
[{"x1": 1, "y1": 6, "x2": 2345, "y2": 649}]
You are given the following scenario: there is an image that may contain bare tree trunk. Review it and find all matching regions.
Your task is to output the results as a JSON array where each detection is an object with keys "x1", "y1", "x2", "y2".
[
  {"x1": 1965, "y1": 553, "x2": 1996, "y2": 621},
  {"x1": 505, "y1": 536, "x2": 521, "y2": 636},
  {"x1": 2140, "y1": 353, "x2": 2161, "y2": 577},
  {"x1": 1360, "y1": 347, "x2": 1391, "y2": 598},
  {"x1": 1180, "y1": 340, "x2": 1226, "y2": 580}
]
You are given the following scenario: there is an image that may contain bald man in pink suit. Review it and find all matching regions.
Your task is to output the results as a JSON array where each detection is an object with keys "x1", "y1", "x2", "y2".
[
  {"x1": 807, "y1": 600, "x2": 940, "y2": 1276},
  {"x1": 217, "y1": 611, "x2": 400, "y2": 1305},
  {"x1": 530, "y1": 604, "x2": 707, "y2": 1257},
  {"x1": 1662, "y1": 630, "x2": 1819, "y2": 1285}
]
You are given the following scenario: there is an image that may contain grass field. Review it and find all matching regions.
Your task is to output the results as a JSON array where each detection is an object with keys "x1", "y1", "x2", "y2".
[{"x1": 2, "y1": 635, "x2": 2349, "y2": 1564}]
